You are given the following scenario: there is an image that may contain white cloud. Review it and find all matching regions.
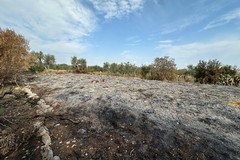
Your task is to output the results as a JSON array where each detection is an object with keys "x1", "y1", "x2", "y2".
[
  {"x1": 89, "y1": 0, "x2": 144, "y2": 19},
  {"x1": 155, "y1": 39, "x2": 240, "y2": 68},
  {"x1": 157, "y1": 40, "x2": 173, "y2": 44},
  {"x1": 0, "y1": 0, "x2": 97, "y2": 63},
  {"x1": 204, "y1": 8, "x2": 240, "y2": 30}
]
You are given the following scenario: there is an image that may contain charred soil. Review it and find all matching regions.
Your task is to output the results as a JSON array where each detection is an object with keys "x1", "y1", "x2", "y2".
[{"x1": 1, "y1": 73, "x2": 240, "y2": 160}]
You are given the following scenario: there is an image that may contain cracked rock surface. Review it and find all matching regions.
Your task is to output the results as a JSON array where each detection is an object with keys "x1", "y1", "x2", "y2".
[{"x1": 29, "y1": 73, "x2": 240, "y2": 160}]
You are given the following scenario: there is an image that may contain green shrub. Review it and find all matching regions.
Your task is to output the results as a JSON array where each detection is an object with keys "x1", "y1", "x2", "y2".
[
  {"x1": 194, "y1": 59, "x2": 238, "y2": 85},
  {"x1": 141, "y1": 65, "x2": 151, "y2": 79},
  {"x1": 195, "y1": 59, "x2": 221, "y2": 84},
  {"x1": 28, "y1": 65, "x2": 45, "y2": 73}
]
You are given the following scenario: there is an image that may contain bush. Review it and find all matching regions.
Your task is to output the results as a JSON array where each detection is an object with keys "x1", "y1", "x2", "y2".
[
  {"x1": 141, "y1": 65, "x2": 151, "y2": 79},
  {"x1": 194, "y1": 59, "x2": 238, "y2": 85},
  {"x1": 220, "y1": 65, "x2": 237, "y2": 76},
  {"x1": 0, "y1": 28, "x2": 32, "y2": 84},
  {"x1": 150, "y1": 56, "x2": 176, "y2": 81},
  {"x1": 195, "y1": 59, "x2": 221, "y2": 84},
  {"x1": 28, "y1": 65, "x2": 45, "y2": 73}
]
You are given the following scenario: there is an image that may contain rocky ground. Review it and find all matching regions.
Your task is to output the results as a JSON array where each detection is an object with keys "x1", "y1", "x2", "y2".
[{"x1": 1, "y1": 73, "x2": 240, "y2": 160}]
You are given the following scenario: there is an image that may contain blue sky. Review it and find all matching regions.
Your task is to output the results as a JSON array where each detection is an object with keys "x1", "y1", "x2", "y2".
[{"x1": 0, "y1": 0, "x2": 240, "y2": 68}]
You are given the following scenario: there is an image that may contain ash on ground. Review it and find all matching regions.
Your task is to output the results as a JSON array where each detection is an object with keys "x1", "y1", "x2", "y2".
[{"x1": 2, "y1": 73, "x2": 240, "y2": 160}]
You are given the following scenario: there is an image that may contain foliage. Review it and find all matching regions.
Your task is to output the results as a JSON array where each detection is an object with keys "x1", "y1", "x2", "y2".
[
  {"x1": 220, "y1": 65, "x2": 237, "y2": 76},
  {"x1": 217, "y1": 74, "x2": 240, "y2": 86},
  {"x1": 186, "y1": 65, "x2": 196, "y2": 76},
  {"x1": 103, "y1": 62, "x2": 110, "y2": 72},
  {"x1": 87, "y1": 65, "x2": 103, "y2": 72},
  {"x1": 150, "y1": 56, "x2": 176, "y2": 81},
  {"x1": 103, "y1": 62, "x2": 140, "y2": 76},
  {"x1": 44, "y1": 54, "x2": 56, "y2": 69},
  {"x1": 71, "y1": 56, "x2": 78, "y2": 67},
  {"x1": 194, "y1": 59, "x2": 238, "y2": 85},
  {"x1": 31, "y1": 51, "x2": 44, "y2": 64},
  {"x1": 175, "y1": 69, "x2": 188, "y2": 76},
  {"x1": 30, "y1": 51, "x2": 56, "y2": 72},
  {"x1": 54, "y1": 64, "x2": 70, "y2": 70},
  {"x1": 77, "y1": 58, "x2": 87, "y2": 70},
  {"x1": 28, "y1": 64, "x2": 45, "y2": 73},
  {"x1": 0, "y1": 28, "x2": 32, "y2": 84},
  {"x1": 109, "y1": 63, "x2": 118, "y2": 74},
  {"x1": 71, "y1": 57, "x2": 87, "y2": 71},
  {"x1": 141, "y1": 65, "x2": 151, "y2": 79}
]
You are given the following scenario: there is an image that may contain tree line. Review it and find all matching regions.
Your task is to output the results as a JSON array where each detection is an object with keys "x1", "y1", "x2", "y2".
[{"x1": 0, "y1": 28, "x2": 239, "y2": 86}]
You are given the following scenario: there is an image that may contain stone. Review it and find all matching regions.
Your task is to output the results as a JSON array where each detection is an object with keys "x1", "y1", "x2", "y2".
[
  {"x1": 42, "y1": 134, "x2": 51, "y2": 146},
  {"x1": 41, "y1": 145, "x2": 53, "y2": 160}
]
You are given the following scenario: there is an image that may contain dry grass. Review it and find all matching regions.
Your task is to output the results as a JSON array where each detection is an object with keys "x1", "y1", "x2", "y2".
[
  {"x1": 227, "y1": 100, "x2": 240, "y2": 108},
  {"x1": 42, "y1": 69, "x2": 70, "y2": 74}
]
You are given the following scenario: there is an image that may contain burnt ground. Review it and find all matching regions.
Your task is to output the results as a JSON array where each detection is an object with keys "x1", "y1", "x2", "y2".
[
  {"x1": 1, "y1": 73, "x2": 240, "y2": 160},
  {"x1": 0, "y1": 89, "x2": 43, "y2": 159}
]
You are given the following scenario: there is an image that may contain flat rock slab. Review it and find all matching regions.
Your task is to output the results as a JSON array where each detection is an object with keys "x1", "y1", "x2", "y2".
[{"x1": 29, "y1": 73, "x2": 240, "y2": 160}]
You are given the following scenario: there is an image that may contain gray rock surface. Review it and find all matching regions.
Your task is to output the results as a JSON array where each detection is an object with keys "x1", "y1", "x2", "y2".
[{"x1": 29, "y1": 73, "x2": 240, "y2": 160}]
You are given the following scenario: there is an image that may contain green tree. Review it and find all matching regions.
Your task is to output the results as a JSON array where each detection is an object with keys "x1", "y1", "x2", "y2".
[
  {"x1": 103, "y1": 62, "x2": 110, "y2": 72},
  {"x1": 29, "y1": 51, "x2": 45, "y2": 73},
  {"x1": 110, "y1": 63, "x2": 118, "y2": 74},
  {"x1": 31, "y1": 51, "x2": 44, "y2": 64},
  {"x1": 186, "y1": 64, "x2": 196, "y2": 76},
  {"x1": 44, "y1": 54, "x2": 55, "y2": 69},
  {"x1": 71, "y1": 56, "x2": 78, "y2": 67},
  {"x1": 77, "y1": 58, "x2": 87, "y2": 70}
]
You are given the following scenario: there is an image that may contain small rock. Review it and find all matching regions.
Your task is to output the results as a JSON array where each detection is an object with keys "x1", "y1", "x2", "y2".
[
  {"x1": 41, "y1": 145, "x2": 53, "y2": 160},
  {"x1": 66, "y1": 141, "x2": 70, "y2": 145},
  {"x1": 38, "y1": 126, "x2": 49, "y2": 137},
  {"x1": 55, "y1": 124, "x2": 60, "y2": 127},
  {"x1": 53, "y1": 156, "x2": 60, "y2": 160},
  {"x1": 78, "y1": 129, "x2": 86, "y2": 134},
  {"x1": 34, "y1": 121, "x2": 43, "y2": 130},
  {"x1": 42, "y1": 134, "x2": 51, "y2": 146}
]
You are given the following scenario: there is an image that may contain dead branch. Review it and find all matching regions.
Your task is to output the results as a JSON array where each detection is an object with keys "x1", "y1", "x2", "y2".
[{"x1": 1, "y1": 117, "x2": 14, "y2": 124}]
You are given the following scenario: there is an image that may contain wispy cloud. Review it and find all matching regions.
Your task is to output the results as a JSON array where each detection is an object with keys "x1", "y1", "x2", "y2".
[
  {"x1": 204, "y1": 8, "x2": 240, "y2": 30},
  {"x1": 0, "y1": 0, "x2": 97, "y2": 62},
  {"x1": 125, "y1": 36, "x2": 142, "y2": 46},
  {"x1": 158, "y1": 0, "x2": 236, "y2": 34},
  {"x1": 155, "y1": 39, "x2": 240, "y2": 68},
  {"x1": 160, "y1": 15, "x2": 206, "y2": 34},
  {"x1": 155, "y1": 40, "x2": 174, "y2": 49},
  {"x1": 89, "y1": 0, "x2": 144, "y2": 19}
]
